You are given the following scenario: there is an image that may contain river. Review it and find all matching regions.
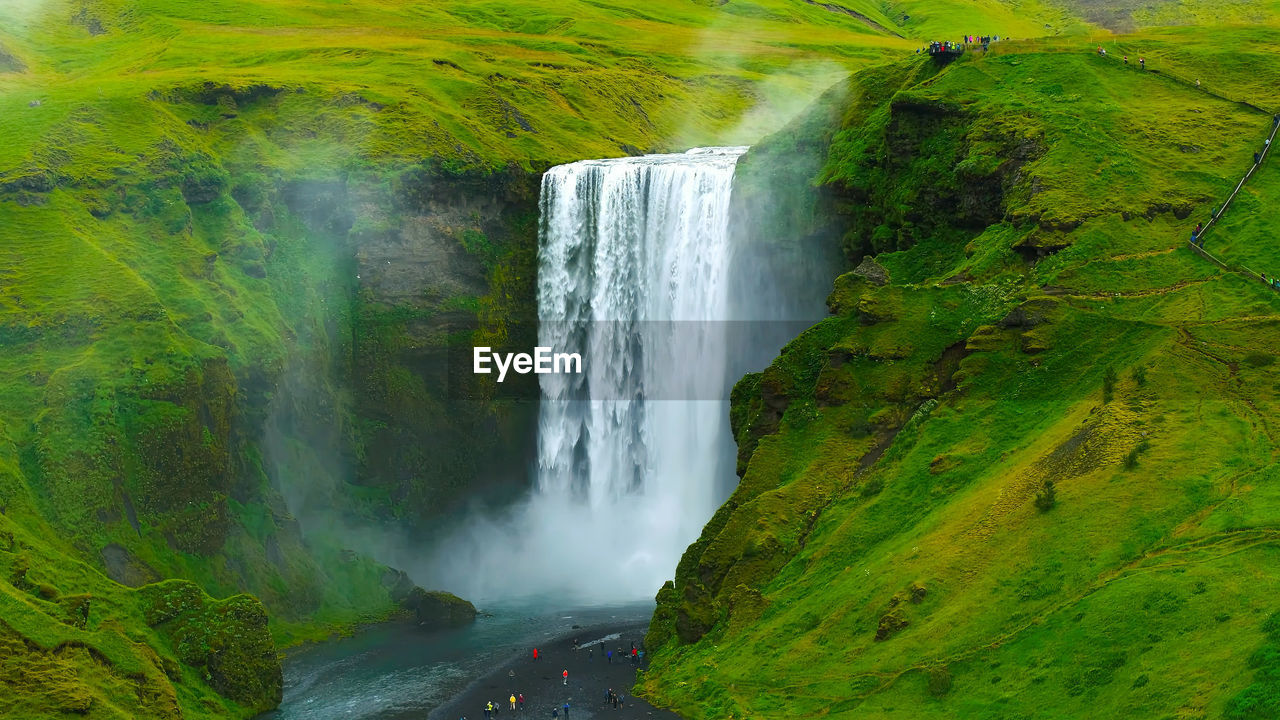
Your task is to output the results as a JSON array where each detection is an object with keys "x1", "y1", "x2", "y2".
[{"x1": 261, "y1": 600, "x2": 655, "y2": 719}]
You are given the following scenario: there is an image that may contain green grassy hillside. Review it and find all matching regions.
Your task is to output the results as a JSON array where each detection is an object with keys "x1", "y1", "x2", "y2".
[
  {"x1": 0, "y1": 0, "x2": 1074, "y2": 716},
  {"x1": 642, "y1": 25, "x2": 1280, "y2": 720}
]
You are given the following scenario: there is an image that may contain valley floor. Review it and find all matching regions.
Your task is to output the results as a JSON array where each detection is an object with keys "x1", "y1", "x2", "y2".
[{"x1": 430, "y1": 621, "x2": 680, "y2": 720}]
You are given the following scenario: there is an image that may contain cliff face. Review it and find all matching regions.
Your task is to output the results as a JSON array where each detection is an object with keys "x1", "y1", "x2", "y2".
[
  {"x1": 643, "y1": 41, "x2": 1280, "y2": 719},
  {"x1": 343, "y1": 165, "x2": 541, "y2": 525},
  {"x1": 0, "y1": 111, "x2": 541, "y2": 716}
]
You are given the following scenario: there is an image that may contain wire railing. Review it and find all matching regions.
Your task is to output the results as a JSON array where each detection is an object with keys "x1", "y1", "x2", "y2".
[{"x1": 1188, "y1": 115, "x2": 1279, "y2": 287}]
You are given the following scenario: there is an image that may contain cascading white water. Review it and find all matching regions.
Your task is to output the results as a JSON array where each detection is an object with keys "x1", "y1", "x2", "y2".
[
  {"x1": 427, "y1": 146, "x2": 829, "y2": 604},
  {"x1": 531, "y1": 148, "x2": 746, "y2": 597}
]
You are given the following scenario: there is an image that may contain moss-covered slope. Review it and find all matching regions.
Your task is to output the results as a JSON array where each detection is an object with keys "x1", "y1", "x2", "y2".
[{"x1": 643, "y1": 28, "x2": 1280, "y2": 720}]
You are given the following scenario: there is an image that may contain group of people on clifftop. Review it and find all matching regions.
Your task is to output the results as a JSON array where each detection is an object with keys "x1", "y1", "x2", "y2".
[{"x1": 919, "y1": 35, "x2": 999, "y2": 55}]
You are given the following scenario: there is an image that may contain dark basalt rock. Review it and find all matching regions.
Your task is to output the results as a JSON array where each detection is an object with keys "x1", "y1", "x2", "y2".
[
  {"x1": 405, "y1": 588, "x2": 478, "y2": 628},
  {"x1": 383, "y1": 568, "x2": 477, "y2": 628}
]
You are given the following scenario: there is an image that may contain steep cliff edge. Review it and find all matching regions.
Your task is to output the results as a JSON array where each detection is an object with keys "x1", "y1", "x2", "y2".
[{"x1": 644, "y1": 32, "x2": 1280, "y2": 719}]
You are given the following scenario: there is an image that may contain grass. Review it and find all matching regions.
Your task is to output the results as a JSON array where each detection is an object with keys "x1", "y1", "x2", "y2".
[{"x1": 642, "y1": 21, "x2": 1280, "y2": 720}]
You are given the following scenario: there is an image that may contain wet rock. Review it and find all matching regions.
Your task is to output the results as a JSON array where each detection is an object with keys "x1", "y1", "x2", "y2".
[
  {"x1": 100, "y1": 543, "x2": 160, "y2": 587},
  {"x1": 405, "y1": 588, "x2": 477, "y2": 628},
  {"x1": 383, "y1": 569, "x2": 477, "y2": 627},
  {"x1": 999, "y1": 303, "x2": 1048, "y2": 329},
  {"x1": 381, "y1": 567, "x2": 417, "y2": 601},
  {"x1": 851, "y1": 256, "x2": 890, "y2": 286}
]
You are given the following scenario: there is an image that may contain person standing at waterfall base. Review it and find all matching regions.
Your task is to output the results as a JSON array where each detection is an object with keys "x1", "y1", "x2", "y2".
[
  {"x1": 563, "y1": 702, "x2": 570, "y2": 718},
  {"x1": 510, "y1": 695, "x2": 516, "y2": 711},
  {"x1": 518, "y1": 694, "x2": 525, "y2": 711},
  {"x1": 562, "y1": 669, "x2": 568, "y2": 685},
  {"x1": 532, "y1": 648, "x2": 539, "y2": 662}
]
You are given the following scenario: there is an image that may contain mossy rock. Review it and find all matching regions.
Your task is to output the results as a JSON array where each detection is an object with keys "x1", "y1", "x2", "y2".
[
  {"x1": 964, "y1": 324, "x2": 1009, "y2": 352},
  {"x1": 645, "y1": 581, "x2": 680, "y2": 652},
  {"x1": 402, "y1": 588, "x2": 477, "y2": 628},
  {"x1": 139, "y1": 579, "x2": 282, "y2": 713},
  {"x1": 726, "y1": 584, "x2": 769, "y2": 633},
  {"x1": 875, "y1": 608, "x2": 910, "y2": 641}
]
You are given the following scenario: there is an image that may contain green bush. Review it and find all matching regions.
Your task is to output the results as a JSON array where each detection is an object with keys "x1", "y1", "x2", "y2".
[
  {"x1": 1131, "y1": 366, "x2": 1147, "y2": 386},
  {"x1": 180, "y1": 160, "x2": 230, "y2": 204},
  {"x1": 1244, "y1": 352, "x2": 1276, "y2": 368},
  {"x1": 1034, "y1": 479, "x2": 1056, "y2": 512},
  {"x1": 1103, "y1": 366, "x2": 1118, "y2": 403},
  {"x1": 927, "y1": 667, "x2": 954, "y2": 697},
  {"x1": 1225, "y1": 613, "x2": 1280, "y2": 720},
  {"x1": 1124, "y1": 439, "x2": 1151, "y2": 470}
]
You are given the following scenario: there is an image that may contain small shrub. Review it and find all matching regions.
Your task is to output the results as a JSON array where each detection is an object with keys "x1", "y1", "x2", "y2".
[
  {"x1": 846, "y1": 418, "x2": 872, "y2": 438},
  {"x1": 1243, "y1": 352, "x2": 1276, "y2": 368},
  {"x1": 1103, "y1": 366, "x2": 1118, "y2": 403},
  {"x1": 927, "y1": 666, "x2": 953, "y2": 697},
  {"x1": 1034, "y1": 479, "x2": 1056, "y2": 512},
  {"x1": 9, "y1": 554, "x2": 30, "y2": 589},
  {"x1": 180, "y1": 160, "x2": 229, "y2": 204},
  {"x1": 1124, "y1": 438, "x2": 1151, "y2": 470},
  {"x1": 1131, "y1": 366, "x2": 1147, "y2": 386},
  {"x1": 875, "y1": 609, "x2": 909, "y2": 641},
  {"x1": 230, "y1": 172, "x2": 269, "y2": 212},
  {"x1": 861, "y1": 477, "x2": 885, "y2": 497},
  {"x1": 61, "y1": 594, "x2": 91, "y2": 629}
]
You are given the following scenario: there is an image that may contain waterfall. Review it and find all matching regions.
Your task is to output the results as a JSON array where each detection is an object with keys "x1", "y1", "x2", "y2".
[
  {"x1": 428, "y1": 147, "x2": 831, "y2": 604},
  {"x1": 531, "y1": 148, "x2": 745, "y2": 597}
]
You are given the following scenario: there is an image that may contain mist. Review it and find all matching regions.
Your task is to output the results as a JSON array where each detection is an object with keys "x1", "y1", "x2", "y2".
[
  {"x1": 413, "y1": 135, "x2": 839, "y2": 607},
  {"x1": 254, "y1": 46, "x2": 849, "y2": 611}
]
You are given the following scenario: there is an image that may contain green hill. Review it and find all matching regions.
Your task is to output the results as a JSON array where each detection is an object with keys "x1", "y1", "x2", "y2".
[
  {"x1": 4, "y1": 0, "x2": 1280, "y2": 717},
  {"x1": 641, "y1": 25, "x2": 1280, "y2": 720}
]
